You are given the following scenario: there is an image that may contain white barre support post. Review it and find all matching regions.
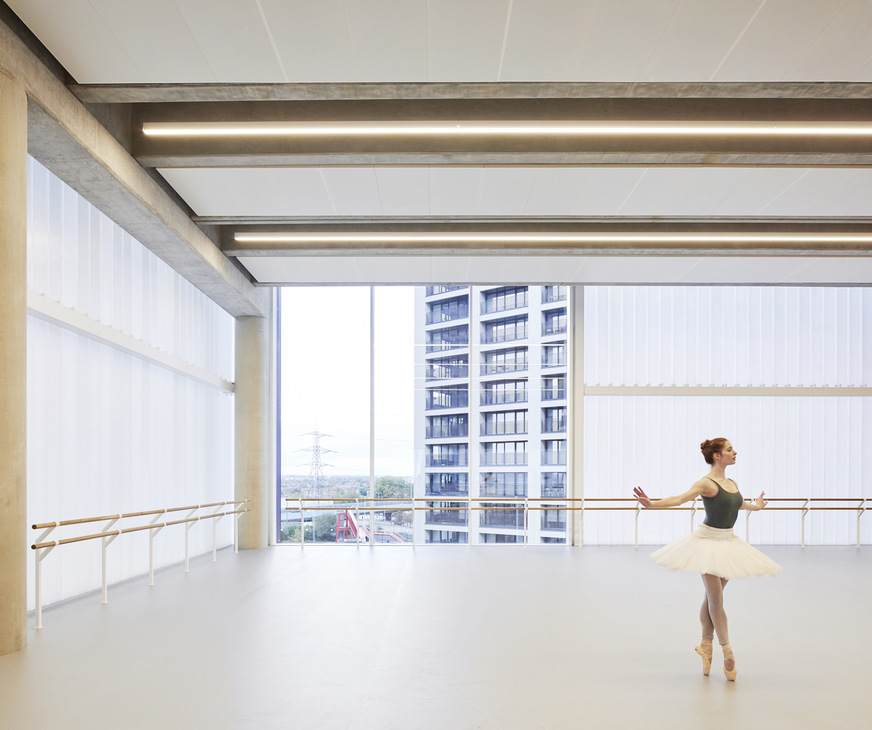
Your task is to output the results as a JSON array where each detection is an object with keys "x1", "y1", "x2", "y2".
[
  {"x1": 184, "y1": 508, "x2": 198, "y2": 572},
  {"x1": 234, "y1": 510, "x2": 243, "y2": 553},
  {"x1": 33, "y1": 525, "x2": 57, "y2": 630},
  {"x1": 299, "y1": 497, "x2": 304, "y2": 547},
  {"x1": 523, "y1": 498, "x2": 529, "y2": 546},
  {"x1": 148, "y1": 514, "x2": 165, "y2": 586},
  {"x1": 802, "y1": 499, "x2": 810, "y2": 549},
  {"x1": 212, "y1": 506, "x2": 224, "y2": 562},
  {"x1": 745, "y1": 510, "x2": 751, "y2": 542},
  {"x1": 635, "y1": 502, "x2": 641, "y2": 549},
  {"x1": 859, "y1": 500, "x2": 866, "y2": 549},
  {"x1": 101, "y1": 518, "x2": 120, "y2": 604}
]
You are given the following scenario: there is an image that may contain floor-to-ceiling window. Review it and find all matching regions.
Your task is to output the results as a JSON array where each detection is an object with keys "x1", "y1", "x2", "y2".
[{"x1": 277, "y1": 284, "x2": 871, "y2": 547}]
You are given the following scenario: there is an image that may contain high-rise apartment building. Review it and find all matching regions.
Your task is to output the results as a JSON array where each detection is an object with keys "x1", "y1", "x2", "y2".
[{"x1": 414, "y1": 286, "x2": 569, "y2": 544}]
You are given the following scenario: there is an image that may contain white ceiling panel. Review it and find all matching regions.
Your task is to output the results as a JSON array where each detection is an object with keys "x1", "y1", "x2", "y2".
[
  {"x1": 260, "y1": 0, "x2": 354, "y2": 82},
  {"x1": 710, "y1": 169, "x2": 809, "y2": 216},
  {"x1": 160, "y1": 167, "x2": 872, "y2": 217},
  {"x1": 88, "y1": 0, "x2": 215, "y2": 82},
  {"x1": 343, "y1": 0, "x2": 428, "y2": 82},
  {"x1": 427, "y1": 0, "x2": 508, "y2": 81},
  {"x1": 159, "y1": 168, "x2": 334, "y2": 217},
  {"x1": 714, "y1": 0, "x2": 849, "y2": 81},
  {"x1": 524, "y1": 168, "x2": 595, "y2": 215},
  {"x1": 642, "y1": 0, "x2": 763, "y2": 81},
  {"x1": 8, "y1": 0, "x2": 144, "y2": 83},
  {"x1": 676, "y1": 255, "x2": 817, "y2": 283},
  {"x1": 175, "y1": 0, "x2": 285, "y2": 82},
  {"x1": 615, "y1": 169, "x2": 701, "y2": 216},
  {"x1": 779, "y1": 257, "x2": 872, "y2": 284},
  {"x1": 158, "y1": 168, "x2": 243, "y2": 215},
  {"x1": 160, "y1": 167, "x2": 872, "y2": 218},
  {"x1": 500, "y1": 0, "x2": 597, "y2": 81},
  {"x1": 320, "y1": 168, "x2": 381, "y2": 215},
  {"x1": 374, "y1": 168, "x2": 430, "y2": 215},
  {"x1": 782, "y1": 0, "x2": 872, "y2": 81},
  {"x1": 11, "y1": 0, "x2": 872, "y2": 83},
  {"x1": 429, "y1": 168, "x2": 484, "y2": 216},
  {"x1": 572, "y1": 169, "x2": 645, "y2": 215},
  {"x1": 572, "y1": 0, "x2": 682, "y2": 81},
  {"x1": 476, "y1": 168, "x2": 538, "y2": 215},
  {"x1": 353, "y1": 256, "x2": 433, "y2": 283}
]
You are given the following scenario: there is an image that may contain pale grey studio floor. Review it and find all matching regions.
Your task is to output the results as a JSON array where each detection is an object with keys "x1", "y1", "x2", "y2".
[{"x1": 1, "y1": 544, "x2": 869, "y2": 730}]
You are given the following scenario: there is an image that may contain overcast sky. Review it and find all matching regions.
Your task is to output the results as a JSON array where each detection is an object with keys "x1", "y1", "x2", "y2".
[{"x1": 280, "y1": 287, "x2": 417, "y2": 478}]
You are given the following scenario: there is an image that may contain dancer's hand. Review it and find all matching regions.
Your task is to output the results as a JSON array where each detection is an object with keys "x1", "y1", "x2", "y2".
[
  {"x1": 633, "y1": 486, "x2": 652, "y2": 508},
  {"x1": 750, "y1": 491, "x2": 768, "y2": 510}
]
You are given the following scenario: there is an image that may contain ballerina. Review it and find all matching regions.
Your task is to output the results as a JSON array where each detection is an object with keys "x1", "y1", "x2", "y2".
[{"x1": 633, "y1": 438, "x2": 781, "y2": 680}]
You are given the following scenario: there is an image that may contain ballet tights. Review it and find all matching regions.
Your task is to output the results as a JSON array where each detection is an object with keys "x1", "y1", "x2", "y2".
[{"x1": 699, "y1": 574, "x2": 729, "y2": 645}]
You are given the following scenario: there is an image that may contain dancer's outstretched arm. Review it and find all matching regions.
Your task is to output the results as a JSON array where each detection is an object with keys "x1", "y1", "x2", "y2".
[{"x1": 633, "y1": 480, "x2": 711, "y2": 509}]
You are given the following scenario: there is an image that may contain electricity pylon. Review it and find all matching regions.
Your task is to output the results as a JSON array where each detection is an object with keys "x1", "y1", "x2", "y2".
[{"x1": 299, "y1": 431, "x2": 335, "y2": 489}]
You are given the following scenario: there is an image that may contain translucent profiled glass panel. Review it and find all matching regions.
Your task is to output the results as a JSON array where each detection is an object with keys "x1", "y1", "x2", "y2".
[
  {"x1": 25, "y1": 157, "x2": 235, "y2": 609},
  {"x1": 584, "y1": 286, "x2": 872, "y2": 387},
  {"x1": 583, "y1": 396, "x2": 872, "y2": 546},
  {"x1": 279, "y1": 288, "x2": 370, "y2": 543}
]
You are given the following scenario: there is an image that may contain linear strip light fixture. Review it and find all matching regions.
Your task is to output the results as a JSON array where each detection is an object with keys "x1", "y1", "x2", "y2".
[
  {"x1": 233, "y1": 232, "x2": 872, "y2": 244},
  {"x1": 144, "y1": 120, "x2": 872, "y2": 137}
]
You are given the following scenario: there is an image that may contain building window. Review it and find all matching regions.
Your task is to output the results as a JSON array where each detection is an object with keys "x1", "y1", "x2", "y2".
[
  {"x1": 481, "y1": 379, "x2": 528, "y2": 405},
  {"x1": 542, "y1": 376, "x2": 565, "y2": 401},
  {"x1": 482, "y1": 286, "x2": 528, "y2": 314},
  {"x1": 543, "y1": 308, "x2": 567, "y2": 336},
  {"x1": 483, "y1": 315, "x2": 527, "y2": 344},
  {"x1": 542, "y1": 439, "x2": 567, "y2": 466},
  {"x1": 542, "y1": 472, "x2": 566, "y2": 498},
  {"x1": 541, "y1": 508, "x2": 567, "y2": 531},
  {"x1": 427, "y1": 414, "x2": 469, "y2": 439},
  {"x1": 542, "y1": 407, "x2": 566, "y2": 433},
  {"x1": 542, "y1": 341, "x2": 566, "y2": 368},
  {"x1": 480, "y1": 506, "x2": 525, "y2": 529},
  {"x1": 480, "y1": 533, "x2": 522, "y2": 543},
  {"x1": 481, "y1": 347, "x2": 528, "y2": 375},
  {"x1": 482, "y1": 410, "x2": 528, "y2": 436},
  {"x1": 426, "y1": 530, "x2": 468, "y2": 543},
  {"x1": 426, "y1": 285, "x2": 467, "y2": 296},
  {"x1": 427, "y1": 355, "x2": 469, "y2": 380},
  {"x1": 427, "y1": 325, "x2": 468, "y2": 352},
  {"x1": 426, "y1": 502, "x2": 468, "y2": 526},
  {"x1": 543, "y1": 286, "x2": 568, "y2": 304},
  {"x1": 481, "y1": 441, "x2": 527, "y2": 466},
  {"x1": 426, "y1": 385, "x2": 468, "y2": 410},
  {"x1": 426, "y1": 473, "x2": 469, "y2": 496},
  {"x1": 480, "y1": 472, "x2": 528, "y2": 497},
  {"x1": 427, "y1": 443, "x2": 468, "y2": 467},
  {"x1": 426, "y1": 295, "x2": 469, "y2": 324}
]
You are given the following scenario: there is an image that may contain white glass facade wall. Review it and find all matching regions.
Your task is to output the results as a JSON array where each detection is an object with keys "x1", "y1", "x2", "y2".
[{"x1": 26, "y1": 157, "x2": 236, "y2": 608}]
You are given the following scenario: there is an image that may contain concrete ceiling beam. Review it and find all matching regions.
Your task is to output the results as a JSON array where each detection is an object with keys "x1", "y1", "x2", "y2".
[{"x1": 0, "y1": 16, "x2": 268, "y2": 318}]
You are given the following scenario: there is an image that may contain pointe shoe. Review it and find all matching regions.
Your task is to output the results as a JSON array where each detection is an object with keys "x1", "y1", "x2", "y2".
[
  {"x1": 722, "y1": 643, "x2": 737, "y2": 681},
  {"x1": 695, "y1": 639, "x2": 713, "y2": 676}
]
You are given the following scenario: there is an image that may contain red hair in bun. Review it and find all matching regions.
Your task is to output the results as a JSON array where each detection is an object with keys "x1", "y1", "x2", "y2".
[{"x1": 700, "y1": 438, "x2": 728, "y2": 465}]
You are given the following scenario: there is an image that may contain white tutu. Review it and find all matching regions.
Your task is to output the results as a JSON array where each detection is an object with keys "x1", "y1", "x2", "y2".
[{"x1": 650, "y1": 524, "x2": 782, "y2": 580}]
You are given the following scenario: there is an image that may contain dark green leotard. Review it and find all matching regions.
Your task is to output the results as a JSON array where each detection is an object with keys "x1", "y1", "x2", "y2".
[{"x1": 702, "y1": 478, "x2": 743, "y2": 529}]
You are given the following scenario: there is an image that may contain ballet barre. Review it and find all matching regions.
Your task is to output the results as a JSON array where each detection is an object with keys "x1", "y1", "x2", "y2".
[
  {"x1": 31, "y1": 500, "x2": 249, "y2": 629},
  {"x1": 283, "y1": 496, "x2": 869, "y2": 549}
]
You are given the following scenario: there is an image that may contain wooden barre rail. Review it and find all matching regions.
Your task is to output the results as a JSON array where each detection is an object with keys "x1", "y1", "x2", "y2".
[
  {"x1": 31, "y1": 510, "x2": 248, "y2": 550},
  {"x1": 31, "y1": 501, "x2": 250, "y2": 630},
  {"x1": 32, "y1": 500, "x2": 248, "y2": 530}
]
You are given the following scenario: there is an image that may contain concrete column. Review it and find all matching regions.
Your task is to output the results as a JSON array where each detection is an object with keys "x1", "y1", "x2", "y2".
[
  {"x1": 235, "y1": 315, "x2": 270, "y2": 549},
  {"x1": 0, "y1": 74, "x2": 28, "y2": 655}
]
